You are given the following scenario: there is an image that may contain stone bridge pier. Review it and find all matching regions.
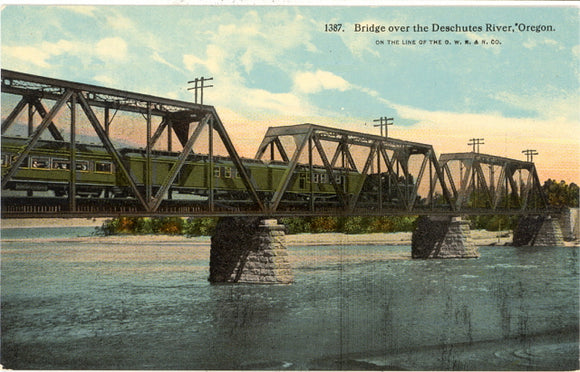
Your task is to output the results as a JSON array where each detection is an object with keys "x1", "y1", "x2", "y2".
[
  {"x1": 411, "y1": 216, "x2": 480, "y2": 259},
  {"x1": 209, "y1": 217, "x2": 293, "y2": 284},
  {"x1": 513, "y1": 215, "x2": 565, "y2": 246}
]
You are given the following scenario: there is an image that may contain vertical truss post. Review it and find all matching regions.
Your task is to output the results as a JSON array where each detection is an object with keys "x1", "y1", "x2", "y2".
[
  {"x1": 378, "y1": 145, "x2": 382, "y2": 212},
  {"x1": 69, "y1": 93, "x2": 77, "y2": 212},
  {"x1": 428, "y1": 158, "x2": 434, "y2": 209},
  {"x1": 1, "y1": 90, "x2": 73, "y2": 189},
  {"x1": 146, "y1": 102, "x2": 153, "y2": 202},
  {"x1": 167, "y1": 119, "x2": 173, "y2": 152},
  {"x1": 76, "y1": 92, "x2": 150, "y2": 211},
  {"x1": 309, "y1": 136, "x2": 314, "y2": 212},
  {"x1": 28, "y1": 99, "x2": 34, "y2": 136},
  {"x1": 104, "y1": 106, "x2": 110, "y2": 137},
  {"x1": 208, "y1": 116, "x2": 214, "y2": 212}
]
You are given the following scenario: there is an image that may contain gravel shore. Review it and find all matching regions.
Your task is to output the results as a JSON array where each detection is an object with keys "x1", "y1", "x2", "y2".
[{"x1": 1, "y1": 217, "x2": 515, "y2": 246}]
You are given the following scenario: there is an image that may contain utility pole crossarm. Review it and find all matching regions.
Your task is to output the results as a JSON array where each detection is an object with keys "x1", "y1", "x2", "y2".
[
  {"x1": 187, "y1": 77, "x2": 214, "y2": 105},
  {"x1": 373, "y1": 116, "x2": 394, "y2": 138}
]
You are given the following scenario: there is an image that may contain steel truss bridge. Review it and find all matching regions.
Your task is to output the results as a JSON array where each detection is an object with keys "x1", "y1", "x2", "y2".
[{"x1": 1, "y1": 70, "x2": 551, "y2": 218}]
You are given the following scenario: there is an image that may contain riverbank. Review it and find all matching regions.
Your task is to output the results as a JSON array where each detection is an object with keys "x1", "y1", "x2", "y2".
[
  {"x1": 1, "y1": 219, "x2": 515, "y2": 246},
  {"x1": 1, "y1": 218, "x2": 107, "y2": 229}
]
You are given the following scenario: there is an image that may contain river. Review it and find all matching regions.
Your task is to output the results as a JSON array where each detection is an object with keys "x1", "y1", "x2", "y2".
[{"x1": 1, "y1": 227, "x2": 578, "y2": 370}]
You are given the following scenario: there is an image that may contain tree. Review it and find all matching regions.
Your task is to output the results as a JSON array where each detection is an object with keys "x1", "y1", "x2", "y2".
[{"x1": 542, "y1": 179, "x2": 579, "y2": 207}]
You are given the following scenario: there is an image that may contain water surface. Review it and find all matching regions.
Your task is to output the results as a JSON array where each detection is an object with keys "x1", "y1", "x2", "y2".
[{"x1": 1, "y1": 228, "x2": 578, "y2": 370}]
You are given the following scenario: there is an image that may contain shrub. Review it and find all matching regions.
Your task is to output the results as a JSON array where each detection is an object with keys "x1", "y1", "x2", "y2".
[{"x1": 183, "y1": 217, "x2": 218, "y2": 236}]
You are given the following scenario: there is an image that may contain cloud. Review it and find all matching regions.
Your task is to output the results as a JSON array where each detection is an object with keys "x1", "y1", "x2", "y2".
[
  {"x1": 95, "y1": 37, "x2": 128, "y2": 61},
  {"x1": 61, "y1": 6, "x2": 97, "y2": 16},
  {"x1": 2, "y1": 45, "x2": 53, "y2": 68},
  {"x1": 106, "y1": 13, "x2": 135, "y2": 31},
  {"x1": 152, "y1": 52, "x2": 182, "y2": 72},
  {"x1": 523, "y1": 37, "x2": 565, "y2": 50},
  {"x1": 293, "y1": 70, "x2": 351, "y2": 94}
]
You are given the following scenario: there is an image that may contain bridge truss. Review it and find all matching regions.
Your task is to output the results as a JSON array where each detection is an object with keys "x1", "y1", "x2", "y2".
[
  {"x1": 1, "y1": 69, "x2": 264, "y2": 217},
  {"x1": 438, "y1": 152, "x2": 548, "y2": 212},
  {"x1": 1, "y1": 70, "x2": 550, "y2": 218}
]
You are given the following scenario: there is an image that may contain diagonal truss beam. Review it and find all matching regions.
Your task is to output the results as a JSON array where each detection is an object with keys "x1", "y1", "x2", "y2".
[
  {"x1": 1, "y1": 90, "x2": 73, "y2": 189},
  {"x1": 1, "y1": 96, "x2": 29, "y2": 135},
  {"x1": 30, "y1": 98, "x2": 65, "y2": 141},
  {"x1": 210, "y1": 109, "x2": 265, "y2": 212},
  {"x1": 312, "y1": 133, "x2": 348, "y2": 207},
  {"x1": 149, "y1": 115, "x2": 210, "y2": 211},
  {"x1": 269, "y1": 130, "x2": 312, "y2": 211},
  {"x1": 349, "y1": 143, "x2": 378, "y2": 212},
  {"x1": 76, "y1": 92, "x2": 150, "y2": 211}
]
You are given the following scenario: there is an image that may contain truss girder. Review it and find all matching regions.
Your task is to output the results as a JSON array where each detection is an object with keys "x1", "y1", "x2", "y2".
[
  {"x1": 1, "y1": 69, "x2": 265, "y2": 214},
  {"x1": 440, "y1": 152, "x2": 546, "y2": 211}
]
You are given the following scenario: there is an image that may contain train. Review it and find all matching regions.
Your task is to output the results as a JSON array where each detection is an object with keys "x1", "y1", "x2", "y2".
[{"x1": 1, "y1": 136, "x2": 413, "y2": 208}]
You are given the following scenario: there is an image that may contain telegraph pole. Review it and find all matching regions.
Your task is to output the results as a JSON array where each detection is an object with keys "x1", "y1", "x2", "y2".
[
  {"x1": 373, "y1": 117, "x2": 394, "y2": 138},
  {"x1": 468, "y1": 138, "x2": 485, "y2": 153},
  {"x1": 187, "y1": 77, "x2": 214, "y2": 104},
  {"x1": 522, "y1": 149, "x2": 538, "y2": 162}
]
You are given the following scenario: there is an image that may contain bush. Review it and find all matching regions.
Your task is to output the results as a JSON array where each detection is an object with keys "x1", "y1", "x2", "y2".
[
  {"x1": 279, "y1": 217, "x2": 311, "y2": 234},
  {"x1": 183, "y1": 217, "x2": 218, "y2": 236}
]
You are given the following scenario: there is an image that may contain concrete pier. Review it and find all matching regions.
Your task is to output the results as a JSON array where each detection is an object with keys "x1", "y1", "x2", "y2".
[
  {"x1": 412, "y1": 216, "x2": 479, "y2": 259},
  {"x1": 209, "y1": 217, "x2": 293, "y2": 284},
  {"x1": 513, "y1": 215, "x2": 565, "y2": 247}
]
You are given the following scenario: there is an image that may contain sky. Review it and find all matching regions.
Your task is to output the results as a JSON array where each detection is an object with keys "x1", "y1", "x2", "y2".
[{"x1": 1, "y1": 4, "x2": 579, "y2": 183}]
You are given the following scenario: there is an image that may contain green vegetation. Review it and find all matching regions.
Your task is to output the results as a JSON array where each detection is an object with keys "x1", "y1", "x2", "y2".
[
  {"x1": 97, "y1": 215, "x2": 416, "y2": 236},
  {"x1": 97, "y1": 217, "x2": 218, "y2": 237},
  {"x1": 542, "y1": 179, "x2": 579, "y2": 207},
  {"x1": 280, "y1": 216, "x2": 417, "y2": 235},
  {"x1": 96, "y1": 179, "x2": 578, "y2": 236}
]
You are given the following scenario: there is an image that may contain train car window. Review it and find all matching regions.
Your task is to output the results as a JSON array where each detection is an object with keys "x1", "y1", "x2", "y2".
[
  {"x1": 96, "y1": 162, "x2": 113, "y2": 173},
  {"x1": 224, "y1": 167, "x2": 232, "y2": 178},
  {"x1": 76, "y1": 161, "x2": 90, "y2": 171},
  {"x1": 30, "y1": 157, "x2": 50, "y2": 169},
  {"x1": 335, "y1": 175, "x2": 342, "y2": 185},
  {"x1": 19, "y1": 157, "x2": 29, "y2": 168},
  {"x1": 52, "y1": 159, "x2": 70, "y2": 170},
  {"x1": 1, "y1": 154, "x2": 11, "y2": 167},
  {"x1": 320, "y1": 173, "x2": 328, "y2": 184},
  {"x1": 214, "y1": 166, "x2": 221, "y2": 178},
  {"x1": 312, "y1": 173, "x2": 319, "y2": 183}
]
